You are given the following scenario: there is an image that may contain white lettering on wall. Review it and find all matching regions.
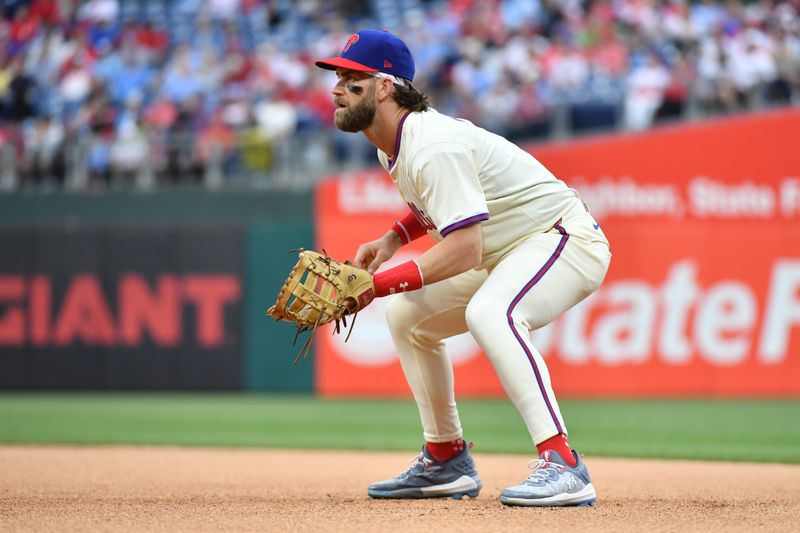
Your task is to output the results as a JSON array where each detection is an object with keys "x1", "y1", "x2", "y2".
[
  {"x1": 780, "y1": 178, "x2": 800, "y2": 217},
  {"x1": 695, "y1": 282, "x2": 755, "y2": 365},
  {"x1": 338, "y1": 176, "x2": 406, "y2": 214},
  {"x1": 331, "y1": 257, "x2": 797, "y2": 369},
  {"x1": 574, "y1": 177, "x2": 684, "y2": 220},
  {"x1": 688, "y1": 177, "x2": 775, "y2": 217},
  {"x1": 335, "y1": 174, "x2": 798, "y2": 220},
  {"x1": 593, "y1": 282, "x2": 655, "y2": 365},
  {"x1": 759, "y1": 260, "x2": 800, "y2": 363},
  {"x1": 542, "y1": 259, "x2": 796, "y2": 366},
  {"x1": 557, "y1": 292, "x2": 596, "y2": 364},
  {"x1": 659, "y1": 261, "x2": 699, "y2": 364}
]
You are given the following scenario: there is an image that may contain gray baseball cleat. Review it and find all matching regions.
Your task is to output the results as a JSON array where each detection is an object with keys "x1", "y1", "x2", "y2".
[
  {"x1": 368, "y1": 442, "x2": 482, "y2": 499},
  {"x1": 500, "y1": 449, "x2": 597, "y2": 507}
]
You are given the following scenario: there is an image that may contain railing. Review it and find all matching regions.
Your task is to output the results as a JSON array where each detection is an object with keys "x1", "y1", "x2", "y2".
[{"x1": 1, "y1": 85, "x2": 795, "y2": 194}]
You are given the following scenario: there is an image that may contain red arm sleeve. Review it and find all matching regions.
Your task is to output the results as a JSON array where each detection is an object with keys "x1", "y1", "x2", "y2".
[{"x1": 391, "y1": 211, "x2": 427, "y2": 245}]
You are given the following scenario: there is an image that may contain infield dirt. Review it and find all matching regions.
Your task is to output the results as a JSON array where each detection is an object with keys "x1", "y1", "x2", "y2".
[{"x1": 1, "y1": 445, "x2": 798, "y2": 532}]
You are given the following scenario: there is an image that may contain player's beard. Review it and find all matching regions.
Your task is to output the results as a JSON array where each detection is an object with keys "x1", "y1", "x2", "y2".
[{"x1": 334, "y1": 82, "x2": 377, "y2": 132}]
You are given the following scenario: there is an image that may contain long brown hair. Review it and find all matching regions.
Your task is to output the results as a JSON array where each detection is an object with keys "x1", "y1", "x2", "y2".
[{"x1": 392, "y1": 80, "x2": 430, "y2": 112}]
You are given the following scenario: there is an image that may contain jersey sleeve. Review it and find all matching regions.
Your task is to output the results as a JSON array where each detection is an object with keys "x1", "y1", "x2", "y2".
[{"x1": 412, "y1": 142, "x2": 489, "y2": 237}]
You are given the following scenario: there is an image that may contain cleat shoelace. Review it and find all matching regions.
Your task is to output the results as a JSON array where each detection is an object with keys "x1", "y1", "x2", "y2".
[
  {"x1": 396, "y1": 452, "x2": 426, "y2": 479},
  {"x1": 526, "y1": 458, "x2": 564, "y2": 483}
]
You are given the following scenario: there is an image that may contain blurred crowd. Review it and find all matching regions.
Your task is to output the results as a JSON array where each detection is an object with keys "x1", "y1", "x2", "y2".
[{"x1": 1, "y1": 0, "x2": 799, "y2": 191}]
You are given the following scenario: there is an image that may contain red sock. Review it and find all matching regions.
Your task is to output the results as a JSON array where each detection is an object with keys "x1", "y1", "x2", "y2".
[
  {"x1": 426, "y1": 439, "x2": 465, "y2": 462},
  {"x1": 537, "y1": 434, "x2": 577, "y2": 467}
]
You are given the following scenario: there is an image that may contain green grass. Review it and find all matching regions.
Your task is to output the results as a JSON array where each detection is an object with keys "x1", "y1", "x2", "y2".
[{"x1": 0, "y1": 394, "x2": 798, "y2": 463}]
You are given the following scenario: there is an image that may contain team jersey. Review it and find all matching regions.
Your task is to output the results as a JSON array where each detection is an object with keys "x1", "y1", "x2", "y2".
[{"x1": 377, "y1": 108, "x2": 580, "y2": 269}]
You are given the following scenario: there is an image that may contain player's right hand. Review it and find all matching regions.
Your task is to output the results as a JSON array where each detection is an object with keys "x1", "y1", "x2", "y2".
[{"x1": 354, "y1": 231, "x2": 403, "y2": 274}]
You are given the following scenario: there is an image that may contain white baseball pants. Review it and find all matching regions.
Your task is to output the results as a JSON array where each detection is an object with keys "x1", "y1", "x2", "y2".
[{"x1": 385, "y1": 199, "x2": 611, "y2": 445}]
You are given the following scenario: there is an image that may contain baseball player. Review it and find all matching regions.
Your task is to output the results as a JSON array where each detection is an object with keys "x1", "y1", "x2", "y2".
[{"x1": 315, "y1": 29, "x2": 611, "y2": 507}]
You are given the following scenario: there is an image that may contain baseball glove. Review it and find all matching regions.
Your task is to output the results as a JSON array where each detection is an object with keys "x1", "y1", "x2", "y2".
[{"x1": 267, "y1": 249, "x2": 375, "y2": 363}]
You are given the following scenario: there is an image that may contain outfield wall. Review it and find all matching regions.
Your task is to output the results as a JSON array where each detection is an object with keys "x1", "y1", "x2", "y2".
[
  {"x1": 0, "y1": 192, "x2": 314, "y2": 391},
  {"x1": 0, "y1": 226, "x2": 243, "y2": 390},
  {"x1": 1, "y1": 110, "x2": 798, "y2": 395},
  {"x1": 315, "y1": 109, "x2": 800, "y2": 397}
]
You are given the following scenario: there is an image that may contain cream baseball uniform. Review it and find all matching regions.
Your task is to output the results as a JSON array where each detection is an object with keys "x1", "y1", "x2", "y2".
[{"x1": 378, "y1": 108, "x2": 611, "y2": 445}]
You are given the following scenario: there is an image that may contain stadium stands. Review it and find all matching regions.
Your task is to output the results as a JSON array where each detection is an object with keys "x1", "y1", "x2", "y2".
[{"x1": 0, "y1": 0, "x2": 798, "y2": 191}]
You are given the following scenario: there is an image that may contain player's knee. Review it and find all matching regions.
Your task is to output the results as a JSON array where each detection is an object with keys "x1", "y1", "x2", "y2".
[
  {"x1": 385, "y1": 294, "x2": 418, "y2": 336},
  {"x1": 465, "y1": 298, "x2": 503, "y2": 340}
]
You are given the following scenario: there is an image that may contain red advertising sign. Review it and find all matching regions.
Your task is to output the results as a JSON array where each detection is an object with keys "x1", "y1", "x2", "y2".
[{"x1": 315, "y1": 109, "x2": 800, "y2": 397}]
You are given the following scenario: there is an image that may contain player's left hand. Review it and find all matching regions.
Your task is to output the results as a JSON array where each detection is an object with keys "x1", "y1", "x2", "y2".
[{"x1": 267, "y1": 249, "x2": 376, "y2": 363}]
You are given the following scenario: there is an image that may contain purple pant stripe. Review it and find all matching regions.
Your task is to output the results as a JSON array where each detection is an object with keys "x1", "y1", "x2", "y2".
[{"x1": 505, "y1": 222, "x2": 569, "y2": 435}]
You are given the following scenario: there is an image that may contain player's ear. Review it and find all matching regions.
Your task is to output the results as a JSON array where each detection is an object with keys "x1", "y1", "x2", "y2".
[{"x1": 376, "y1": 77, "x2": 394, "y2": 102}]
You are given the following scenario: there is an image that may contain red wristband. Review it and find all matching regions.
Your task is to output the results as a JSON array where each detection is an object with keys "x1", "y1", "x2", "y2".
[
  {"x1": 374, "y1": 260, "x2": 424, "y2": 297},
  {"x1": 391, "y1": 211, "x2": 427, "y2": 245}
]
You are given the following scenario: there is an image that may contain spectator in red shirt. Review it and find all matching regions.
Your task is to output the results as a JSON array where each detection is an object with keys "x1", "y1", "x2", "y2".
[
  {"x1": 29, "y1": 0, "x2": 63, "y2": 26},
  {"x1": 9, "y1": 5, "x2": 40, "y2": 53}
]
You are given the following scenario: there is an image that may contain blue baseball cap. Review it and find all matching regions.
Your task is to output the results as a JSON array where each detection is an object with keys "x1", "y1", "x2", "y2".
[{"x1": 315, "y1": 29, "x2": 415, "y2": 82}]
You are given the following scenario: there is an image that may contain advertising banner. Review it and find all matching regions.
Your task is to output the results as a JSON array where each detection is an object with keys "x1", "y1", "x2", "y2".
[
  {"x1": 314, "y1": 109, "x2": 800, "y2": 397},
  {"x1": 0, "y1": 226, "x2": 243, "y2": 390}
]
